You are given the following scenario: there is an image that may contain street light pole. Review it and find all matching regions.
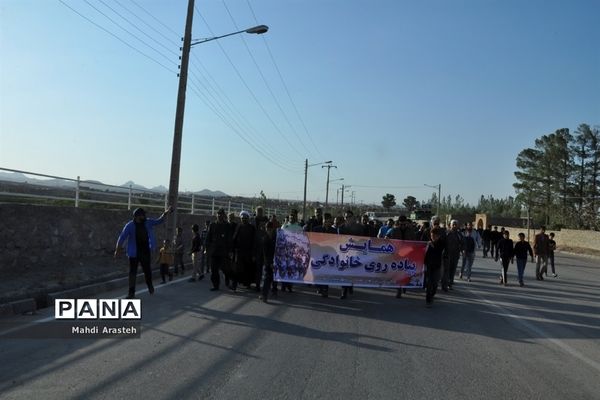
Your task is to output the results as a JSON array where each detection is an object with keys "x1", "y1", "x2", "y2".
[
  {"x1": 302, "y1": 159, "x2": 332, "y2": 220},
  {"x1": 340, "y1": 184, "x2": 351, "y2": 208},
  {"x1": 322, "y1": 164, "x2": 337, "y2": 212},
  {"x1": 165, "y1": 0, "x2": 268, "y2": 240},
  {"x1": 327, "y1": 178, "x2": 344, "y2": 212},
  {"x1": 424, "y1": 183, "x2": 442, "y2": 217}
]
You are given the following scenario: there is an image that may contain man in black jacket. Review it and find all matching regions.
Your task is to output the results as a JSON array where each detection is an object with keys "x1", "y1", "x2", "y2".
[
  {"x1": 443, "y1": 220, "x2": 463, "y2": 291},
  {"x1": 206, "y1": 209, "x2": 232, "y2": 291},
  {"x1": 482, "y1": 225, "x2": 492, "y2": 258}
]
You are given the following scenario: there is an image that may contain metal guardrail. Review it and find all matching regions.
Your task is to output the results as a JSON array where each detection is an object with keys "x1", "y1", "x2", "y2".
[{"x1": 0, "y1": 167, "x2": 278, "y2": 216}]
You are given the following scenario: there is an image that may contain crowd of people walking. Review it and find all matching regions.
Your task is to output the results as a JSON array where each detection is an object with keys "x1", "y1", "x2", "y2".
[{"x1": 114, "y1": 206, "x2": 559, "y2": 306}]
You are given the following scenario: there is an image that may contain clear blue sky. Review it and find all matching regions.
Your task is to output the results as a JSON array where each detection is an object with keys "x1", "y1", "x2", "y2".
[{"x1": 1, "y1": 0, "x2": 598, "y2": 207}]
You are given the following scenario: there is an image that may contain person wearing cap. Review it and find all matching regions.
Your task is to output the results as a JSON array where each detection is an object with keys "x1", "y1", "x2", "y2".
[{"x1": 114, "y1": 206, "x2": 173, "y2": 298}]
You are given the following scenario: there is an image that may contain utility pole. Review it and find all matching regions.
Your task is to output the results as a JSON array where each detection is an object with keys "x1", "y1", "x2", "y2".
[
  {"x1": 322, "y1": 163, "x2": 337, "y2": 212},
  {"x1": 303, "y1": 159, "x2": 308, "y2": 220},
  {"x1": 166, "y1": 0, "x2": 195, "y2": 240}
]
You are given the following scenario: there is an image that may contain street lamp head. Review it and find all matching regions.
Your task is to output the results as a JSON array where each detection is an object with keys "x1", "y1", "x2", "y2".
[
  {"x1": 246, "y1": 25, "x2": 269, "y2": 34},
  {"x1": 324, "y1": 160, "x2": 332, "y2": 164}
]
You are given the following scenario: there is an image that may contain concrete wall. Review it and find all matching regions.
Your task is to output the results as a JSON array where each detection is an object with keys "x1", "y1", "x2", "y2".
[
  {"x1": 0, "y1": 204, "x2": 211, "y2": 281},
  {"x1": 493, "y1": 226, "x2": 600, "y2": 252}
]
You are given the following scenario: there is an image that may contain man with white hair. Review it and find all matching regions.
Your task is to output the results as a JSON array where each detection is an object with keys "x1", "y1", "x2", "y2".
[{"x1": 443, "y1": 219, "x2": 463, "y2": 291}]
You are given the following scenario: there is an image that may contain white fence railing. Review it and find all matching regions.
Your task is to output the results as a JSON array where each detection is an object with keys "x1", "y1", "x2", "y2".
[{"x1": 0, "y1": 167, "x2": 278, "y2": 216}]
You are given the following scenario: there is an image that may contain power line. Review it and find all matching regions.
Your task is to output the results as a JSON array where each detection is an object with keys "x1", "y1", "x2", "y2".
[
  {"x1": 187, "y1": 68, "x2": 293, "y2": 167},
  {"x1": 58, "y1": 0, "x2": 177, "y2": 74},
  {"x1": 187, "y1": 81, "x2": 302, "y2": 173},
  {"x1": 222, "y1": 0, "x2": 315, "y2": 158},
  {"x1": 113, "y1": 0, "x2": 181, "y2": 47},
  {"x1": 98, "y1": 0, "x2": 180, "y2": 58},
  {"x1": 194, "y1": 5, "x2": 305, "y2": 159},
  {"x1": 82, "y1": 0, "x2": 178, "y2": 66},
  {"x1": 246, "y1": 0, "x2": 324, "y2": 159},
  {"x1": 129, "y1": 0, "x2": 181, "y2": 38}
]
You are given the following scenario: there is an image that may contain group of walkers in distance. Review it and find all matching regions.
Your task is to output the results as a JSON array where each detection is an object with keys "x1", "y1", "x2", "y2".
[{"x1": 114, "y1": 206, "x2": 558, "y2": 307}]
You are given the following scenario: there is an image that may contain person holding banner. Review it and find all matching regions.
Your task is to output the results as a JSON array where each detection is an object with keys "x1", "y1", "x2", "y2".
[
  {"x1": 386, "y1": 215, "x2": 417, "y2": 298},
  {"x1": 338, "y1": 210, "x2": 363, "y2": 299},
  {"x1": 259, "y1": 221, "x2": 277, "y2": 302},
  {"x1": 425, "y1": 227, "x2": 445, "y2": 307},
  {"x1": 280, "y1": 209, "x2": 302, "y2": 292},
  {"x1": 312, "y1": 213, "x2": 337, "y2": 298}
]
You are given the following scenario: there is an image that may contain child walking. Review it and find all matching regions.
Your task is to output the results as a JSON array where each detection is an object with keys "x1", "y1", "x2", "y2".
[{"x1": 157, "y1": 239, "x2": 174, "y2": 284}]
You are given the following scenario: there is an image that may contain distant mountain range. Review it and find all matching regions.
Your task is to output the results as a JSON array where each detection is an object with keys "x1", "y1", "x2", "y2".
[{"x1": 0, "y1": 171, "x2": 229, "y2": 197}]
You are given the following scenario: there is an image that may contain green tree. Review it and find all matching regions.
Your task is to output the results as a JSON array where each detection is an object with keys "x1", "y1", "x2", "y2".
[
  {"x1": 514, "y1": 128, "x2": 578, "y2": 228},
  {"x1": 571, "y1": 124, "x2": 600, "y2": 228},
  {"x1": 381, "y1": 193, "x2": 396, "y2": 210},
  {"x1": 402, "y1": 195, "x2": 418, "y2": 211}
]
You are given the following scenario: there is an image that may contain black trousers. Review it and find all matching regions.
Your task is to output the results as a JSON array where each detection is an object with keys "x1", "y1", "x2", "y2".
[
  {"x1": 129, "y1": 254, "x2": 153, "y2": 296},
  {"x1": 426, "y1": 264, "x2": 442, "y2": 302},
  {"x1": 211, "y1": 254, "x2": 228, "y2": 289},
  {"x1": 490, "y1": 241, "x2": 498, "y2": 258},
  {"x1": 173, "y1": 254, "x2": 185, "y2": 274},
  {"x1": 483, "y1": 240, "x2": 491, "y2": 257},
  {"x1": 261, "y1": 264, "x2": 274, "y2": 299},
  {"x1": 501, "y1": 257, "x2": 511, "y2": 283}
]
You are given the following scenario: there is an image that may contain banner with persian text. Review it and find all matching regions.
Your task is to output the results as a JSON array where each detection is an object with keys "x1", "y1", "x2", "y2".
[{"x1": 273, "y1": 230, "x2": 427, "y2": 288}]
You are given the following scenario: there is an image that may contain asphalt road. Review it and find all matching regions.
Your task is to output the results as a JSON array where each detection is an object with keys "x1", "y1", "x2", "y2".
[{"x1": 0, "y1": 250, "x2": 599, "y2": 400}]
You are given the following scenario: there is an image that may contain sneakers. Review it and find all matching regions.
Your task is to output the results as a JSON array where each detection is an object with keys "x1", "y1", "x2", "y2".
[
  {"x1": 149, "y1": 287, "x2": 155, "y2": 295},
  {"x1": 519, "y1": 281, "x2": 524, "y2": 287},
  {"x1": 552, "y1": 274, "x2": 558, "y2": 278},
  {"x1": 459, "y1": 274, "x2": 463, "y2": 279},
  {"x1": 467, "y1": 278, "x2": 471, "y2": 282}
]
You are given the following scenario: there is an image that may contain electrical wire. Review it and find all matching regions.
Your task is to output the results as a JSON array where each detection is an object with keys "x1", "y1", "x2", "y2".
[
  {"x1": 187, "y1": 68, "x2": 293, "y2": 167},
  {"x1": 98, "y1": 0, "x2": 180, "y2": 57},
  {"x1": 222, "y1": 0, "x2": 315, "y2": 158},
  {"x1": 187, "y1": 82, "x2": 302, "y2": 173},
  {"x1": 114, "y1": 0, "x2": 181, "y2": 46},
  {"x1": 82, "y1": 0, "x2": 178, "y2": 66},
  {"x1": 194, "y1": 5, "x2": 305, "y2": 159},
  {"x1": 246, "y1": 0, "x2": 324, "y2": 159},
  {"x1": 129, "y1": 0, "x2": 181, "y2": 37},
  {"x1": 58, "y1": 0, "x2": 177, "y2": 74}
]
